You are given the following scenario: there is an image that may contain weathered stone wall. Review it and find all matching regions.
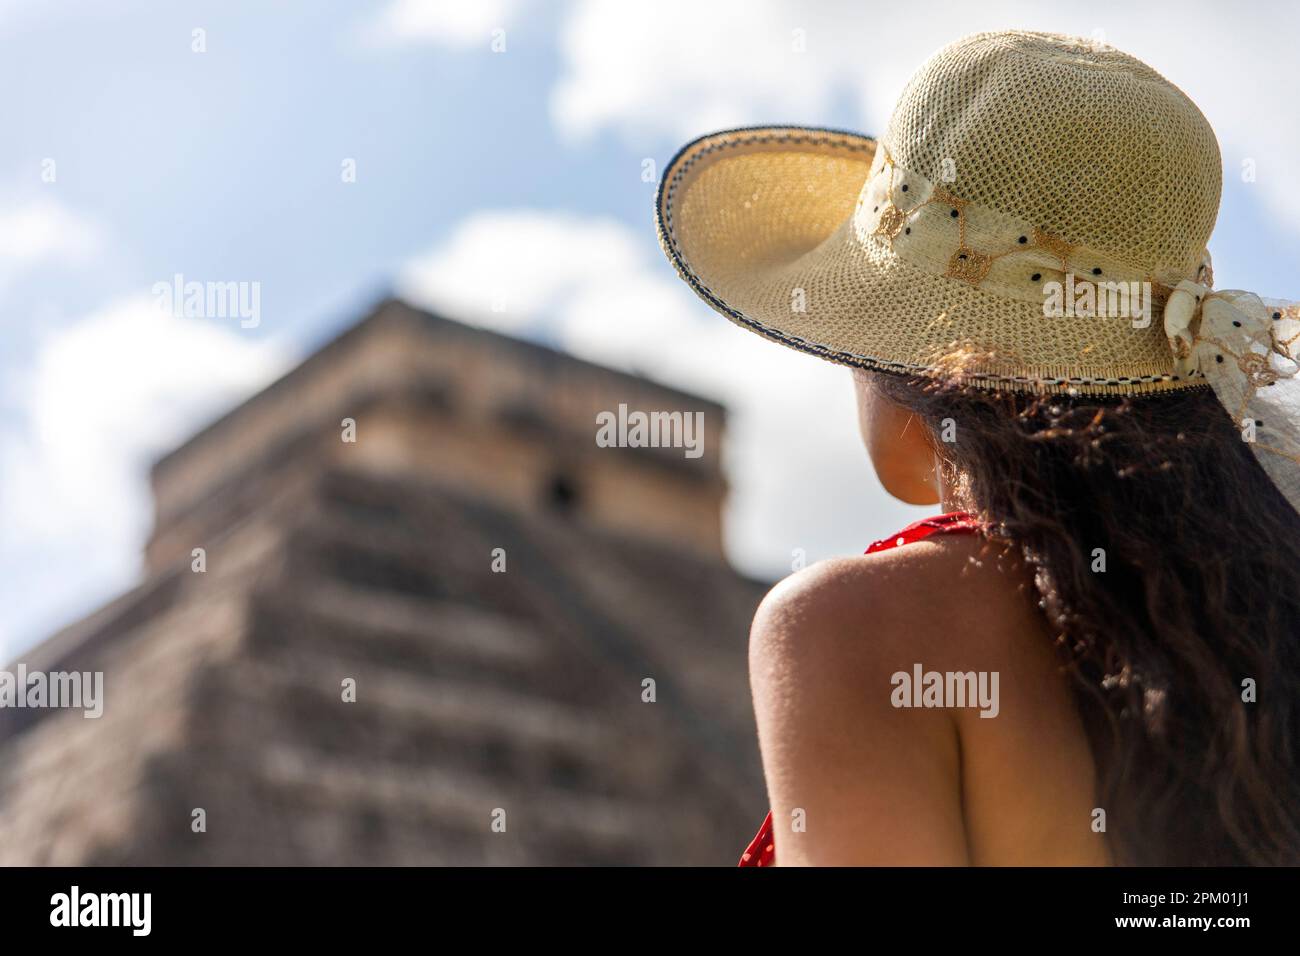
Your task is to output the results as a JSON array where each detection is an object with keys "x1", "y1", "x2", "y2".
[{"x1": 0, "y1": 304, "x2": 766, "y2": 866}]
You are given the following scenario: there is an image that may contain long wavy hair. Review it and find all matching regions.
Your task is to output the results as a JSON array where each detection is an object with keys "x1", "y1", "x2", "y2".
[{"x1": 864, "y1": 363, "x2": 1300, "y2": 865}]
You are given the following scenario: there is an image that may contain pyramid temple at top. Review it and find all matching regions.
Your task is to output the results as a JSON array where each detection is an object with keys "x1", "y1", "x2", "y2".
[{"x1": 0, "y1": 298, "x2": 768, "y2": 865}]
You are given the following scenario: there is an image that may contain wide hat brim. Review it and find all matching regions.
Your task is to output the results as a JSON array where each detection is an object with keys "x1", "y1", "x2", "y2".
[{"x1": 656, "y1": 125, "x2": 1186, "y2": 395}]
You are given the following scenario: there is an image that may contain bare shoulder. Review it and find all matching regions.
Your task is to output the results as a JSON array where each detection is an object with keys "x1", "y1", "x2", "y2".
[
  {"x1": 750, "y1": 533, "x2": 1044, "y2": 679},
  {"x1": 748, "y1": 533, "x2": 1098, "y2": 865},
  {"x1": 747, "y1": 533, "x2": 1051, "y2": 864}
]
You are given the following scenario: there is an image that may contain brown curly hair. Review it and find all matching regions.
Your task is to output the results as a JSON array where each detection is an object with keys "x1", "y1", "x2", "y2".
[{"x1": 865, "y1": 366, "x2": 1300, "y2": 865}]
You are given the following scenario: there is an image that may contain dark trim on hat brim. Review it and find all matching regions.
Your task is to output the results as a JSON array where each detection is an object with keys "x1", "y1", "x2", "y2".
[{"x1": 654, "y1": 125, "x2": 918, "y2": 373}]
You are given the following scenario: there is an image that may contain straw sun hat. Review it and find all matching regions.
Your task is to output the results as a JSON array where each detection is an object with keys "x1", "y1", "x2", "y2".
[{"x1": 656, "y1": 30, "x2": 1300, "y2": 513}]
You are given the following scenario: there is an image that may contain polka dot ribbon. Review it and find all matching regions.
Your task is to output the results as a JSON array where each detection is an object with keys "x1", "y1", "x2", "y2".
[{"x1": 1163, "y1": 280, "x2": 1300, "y2": 514}]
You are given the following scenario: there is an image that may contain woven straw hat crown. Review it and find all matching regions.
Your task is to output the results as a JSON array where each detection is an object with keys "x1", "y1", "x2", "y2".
[{"x1": 886, "y1": 31, "x2": 1221, "y2": 285}]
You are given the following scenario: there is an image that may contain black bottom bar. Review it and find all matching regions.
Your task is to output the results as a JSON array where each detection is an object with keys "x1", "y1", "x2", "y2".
[{"x1": 2, "y1": 865, "x2": 1282, "y2": 941}]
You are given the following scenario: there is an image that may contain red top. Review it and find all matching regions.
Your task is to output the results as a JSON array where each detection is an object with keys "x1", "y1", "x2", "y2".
[{"x1": 738, "y1": 511, "x2": 982, "y2": 867}]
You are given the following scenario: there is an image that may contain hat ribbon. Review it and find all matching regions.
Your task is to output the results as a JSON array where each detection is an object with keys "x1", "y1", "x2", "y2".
[{"x1": 1163, "y1": 279, "x2": 1300, "y2": 514}]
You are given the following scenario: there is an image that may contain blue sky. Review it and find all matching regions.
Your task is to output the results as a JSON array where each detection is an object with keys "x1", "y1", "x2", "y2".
[{"x1": 4, "y1": 0, "x2": 1300, "y2": 658}]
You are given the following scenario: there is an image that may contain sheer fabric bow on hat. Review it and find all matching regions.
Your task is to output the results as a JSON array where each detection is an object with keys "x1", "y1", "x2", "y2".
[{"x1": 1164, "y1": 280, "x2": 1300, "y2": 511}]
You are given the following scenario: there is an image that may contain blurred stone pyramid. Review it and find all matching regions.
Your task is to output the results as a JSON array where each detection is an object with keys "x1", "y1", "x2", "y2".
[{"x1": 0, "y1": 299, "x2": 768, "y2": 864}]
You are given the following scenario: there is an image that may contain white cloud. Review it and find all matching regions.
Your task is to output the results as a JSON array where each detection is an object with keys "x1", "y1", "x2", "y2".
[
  {"x1": 398, "y1": 211, "x2": 649, "y2": 335},
  {"x1": 366, "y1": 0, "x2": 530, "y2": 47},
  {"x1": 398, "y1": 209, "x2": 926, "y2": 578},
  {"x1": 0, "y1": 197, "x2": 102, "y2": 287},
  {"x1": 551, "y1": 0, "x2": 859, "y2": 146},
  {"x1": 0, "y1": 297, "x2": 290, "y2": 656},
  {"x1": 549, "y1": 0, "x2": 1041, "y2": 147}
]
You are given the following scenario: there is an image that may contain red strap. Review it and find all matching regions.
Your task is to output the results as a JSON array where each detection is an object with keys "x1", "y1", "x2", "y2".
[{"x1": 864, "y1": 511, "x2": 983, "y2": 553}]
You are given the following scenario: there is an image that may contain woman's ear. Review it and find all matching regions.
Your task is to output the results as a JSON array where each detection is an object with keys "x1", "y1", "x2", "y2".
[{"x1": 853, "y1": 372, "x2": 941, "y2": 505}]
